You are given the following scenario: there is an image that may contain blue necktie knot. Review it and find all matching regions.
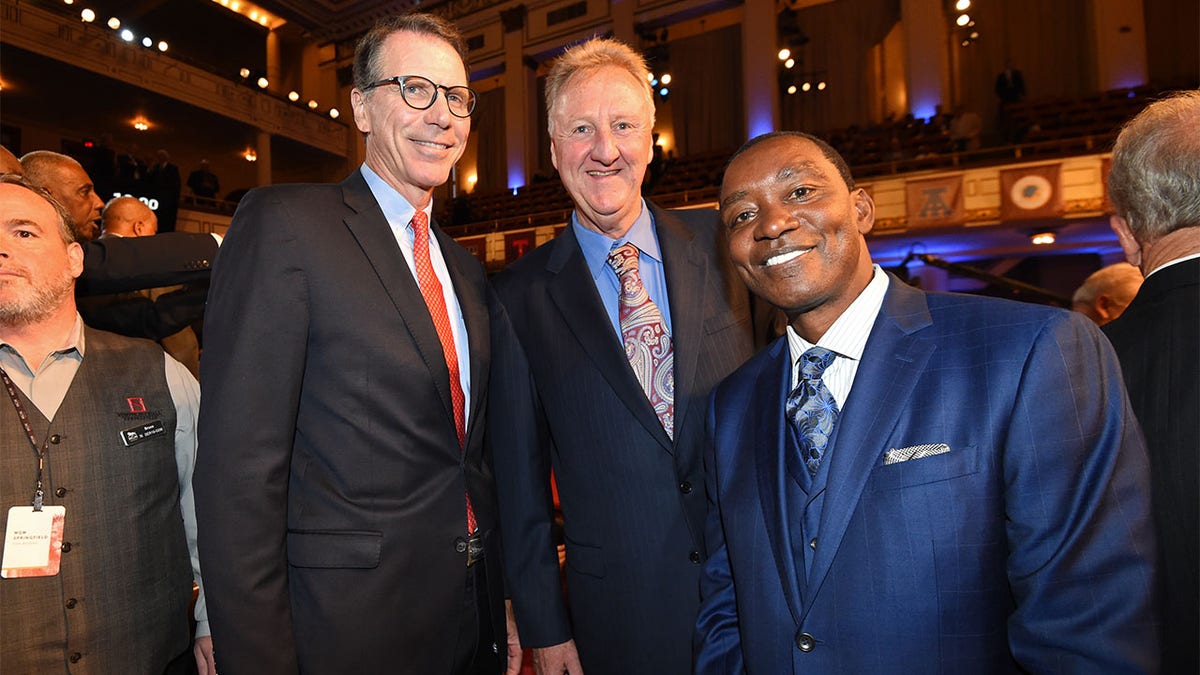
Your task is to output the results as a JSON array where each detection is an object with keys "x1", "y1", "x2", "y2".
[{"x1": 799, "y1": 346, "x2": 836, "y2": 381}]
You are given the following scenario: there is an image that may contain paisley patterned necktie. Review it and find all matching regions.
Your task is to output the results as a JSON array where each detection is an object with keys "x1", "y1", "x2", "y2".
[
  {"x1": 785, "y1": 347, "x2": 839, "y2": 475},
  {"x1": 606, "y1": 243, "x2": 674, "y2": 439}
]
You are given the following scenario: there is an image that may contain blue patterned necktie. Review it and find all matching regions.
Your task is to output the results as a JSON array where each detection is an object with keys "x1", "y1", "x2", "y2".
[{"x1": 785, "y1": 347, "x2": 839, "y2": 475}]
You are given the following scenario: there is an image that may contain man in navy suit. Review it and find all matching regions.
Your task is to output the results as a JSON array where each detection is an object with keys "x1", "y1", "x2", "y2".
[
  {"x1": 1104, "y1": 90, "x2": 1200, "y2": 673},
  {"x1": 489, "y1": 38, "x2": 753, "y2": 675},
  {"x1": 695, "y1": 131, "x2": 1159, "y2": 673}
]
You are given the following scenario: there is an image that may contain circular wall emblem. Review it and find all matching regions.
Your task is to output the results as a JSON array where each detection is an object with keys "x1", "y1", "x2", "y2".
[{"x1": 1010, "y1": 174, "x2": 1053, "y2": 210}]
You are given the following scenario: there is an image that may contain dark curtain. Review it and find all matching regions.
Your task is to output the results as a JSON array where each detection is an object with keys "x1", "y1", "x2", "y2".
[
  {"x1": 473, "y1": 86, "x2": 507, "y2": 193},
  {"x1": 780, "y1": 0, "x2": 900, "y2": 134},
  {"x1": 1145, "y1": 0, "x2": 1200, "y2": 88},
  {"x1": 953, "y1": 0, "x2": 1090, "y2": 136},
  {"x1": 669, "y1": 24, "x2": 745, "y2": 155}
]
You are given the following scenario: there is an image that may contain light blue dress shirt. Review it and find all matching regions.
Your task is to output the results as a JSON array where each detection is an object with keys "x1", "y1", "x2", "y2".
[
  {"x1": 571, "y1": 199, "x2": 673, "y2": 342},
  {"x1": 360, "y1": 164, "x2": 471, "y2": 421}
]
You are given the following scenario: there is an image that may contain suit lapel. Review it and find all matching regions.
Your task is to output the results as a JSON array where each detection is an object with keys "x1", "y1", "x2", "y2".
[
  {"x1": 653, "y1": 204, "x2": 706, "y2": 447},
  {"x1": 339, "y1": 173, "x2": 457, "y2": 434},
  {"x1": 545, "y1": 227, "x2": 674, "y2": 451},
  {"x1": 753, "y1": 339, "x2": 806, "y2": 624},
  {"x1": 803, "y1": 278, "x2": 936, "y2": 614}
]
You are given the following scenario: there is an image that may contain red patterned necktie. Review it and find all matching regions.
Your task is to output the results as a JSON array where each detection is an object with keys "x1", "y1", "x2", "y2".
[
  {"x1": 606, "y1": 243, "x2": 674, "y2": 439},
  {"x1": 411, "y1": 211, "x2": 476, "y2": 533}
]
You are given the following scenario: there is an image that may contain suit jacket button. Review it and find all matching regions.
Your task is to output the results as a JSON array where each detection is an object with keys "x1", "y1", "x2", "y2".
[
  {"x1": 689, "y1": 550, "x2": 701, "y2": 564},
  {"x1": 679, "y1": 481, "x2": 693, "y2": 494},
  {"x1": 65, "y1": 598, "x2": 77, "y2": 609},
  {"x1": 809, "y1": 537, "x2": 818, "y2": 550},
  {"x1": 69, "y1": 652, "x2": 82, "y2": 663},
  {"x1": 455, "y1": 538, "x2": 468, "y2": 553},
  {"x1": 796, "y1": 632, "x2": 816, "y2": 652},
  {"x1": 55, "y1": 487, "x2": 68, "y2": 498},
  {"x1": 49, "y1": 434, "x2": 62, "y2": 444},
  {"x1": 61, "y1": 542, "x2": 72, "y2": 553}
]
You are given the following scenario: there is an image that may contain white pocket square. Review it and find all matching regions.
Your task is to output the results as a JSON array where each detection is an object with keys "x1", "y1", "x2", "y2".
[{"x1": 883, "y1": 443, "x2": 951, "y2": 465}]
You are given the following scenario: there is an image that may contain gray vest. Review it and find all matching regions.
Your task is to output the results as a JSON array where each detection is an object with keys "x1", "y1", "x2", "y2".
[{"x1": 0, "y1": 327, "x2": 191, "y2": 673}]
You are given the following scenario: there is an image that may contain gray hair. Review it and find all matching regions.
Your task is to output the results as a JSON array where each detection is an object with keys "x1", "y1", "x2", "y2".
[
  {"x1": 545, "y1": 37, "x2": 655, "y2": 135},
  {"x1": 0, "y1": 173, "x2": 77, "y2": 244},
  {"x1": 1107, "y1": 90, "x2": 1200, "y2": 244},
  {"x1": 353, "y1": 13, "x2": 469, "y2": 93}
]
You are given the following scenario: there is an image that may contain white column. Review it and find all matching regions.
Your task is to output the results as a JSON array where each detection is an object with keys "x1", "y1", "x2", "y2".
[
  {"x1": 1091, "y1": 0, "x2": 1148, "y2": 89},
  {"x1": 901, "y1": 0, "x2": 949, "y2": 119},
  {"x1": 742, "y1": 0, "x2": 779, "y2": 139}
]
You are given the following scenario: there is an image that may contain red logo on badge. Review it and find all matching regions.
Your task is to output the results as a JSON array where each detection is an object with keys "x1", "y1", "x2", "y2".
[{"x1": 127, "y1": 397, "x2": 147, "y2": 413}]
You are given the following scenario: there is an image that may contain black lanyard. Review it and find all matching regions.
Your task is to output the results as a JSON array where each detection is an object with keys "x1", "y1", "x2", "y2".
[{"x1": 0, "y1": 367, "x2": 50, "y2": 511}]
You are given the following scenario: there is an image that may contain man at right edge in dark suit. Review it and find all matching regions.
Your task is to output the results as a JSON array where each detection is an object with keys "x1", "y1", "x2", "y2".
[
  {"x1": 194, "y1": 13, "x2": 518, "y2": 675},
  {"x1": 489, "y1": 38, "x2": 754, "y2": 674},
  {"x1": 1104, "y1": 89, "x2": 1200, "y2": 673}
]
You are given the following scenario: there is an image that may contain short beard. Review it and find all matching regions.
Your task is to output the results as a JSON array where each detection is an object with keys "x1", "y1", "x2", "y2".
[{"x1": 0, "y1": 270, "x2": 76, "y2": 328}]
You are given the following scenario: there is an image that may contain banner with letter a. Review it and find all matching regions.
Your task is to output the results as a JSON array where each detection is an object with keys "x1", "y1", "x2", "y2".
[
  {"x1": 905, "y1": 175, "x2": 964, "y2": 228},
  {"x1": 1000, "y1": 163, "x2": 1063, "y2": 221}
]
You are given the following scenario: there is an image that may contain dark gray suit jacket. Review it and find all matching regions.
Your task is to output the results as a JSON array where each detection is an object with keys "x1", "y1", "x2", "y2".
[
  {"x1": 195, "y1": 171, "x2": 503, "y2": 674},
  {"x1": 489, "y1": 203, "x2": 754, "y2": 674}
]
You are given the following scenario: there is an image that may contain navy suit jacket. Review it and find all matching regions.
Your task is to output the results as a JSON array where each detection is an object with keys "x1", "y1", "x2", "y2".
[
  {"x1": 195, "y1": 172, "x2": 503, "y2": 674},
  {"x1": 696, "y1": 276, "x2": 1159, "y2": 673},
  {"x1": 490, "y1": 203, "x2": 754, "y2": 674}
]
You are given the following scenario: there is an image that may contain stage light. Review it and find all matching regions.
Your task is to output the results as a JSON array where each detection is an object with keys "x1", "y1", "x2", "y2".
[
  {"x1": 239, "y1": 67, "x2": 250, "y2": 78},
  {"x1": 785, "y1": 58, "x2": 795, "y2": 69},
  {"x1": 329, "y1": 108, "x2": 340, "y2": 119},
  {"x1": 288, "y1": 91, "x2": 300, "y2": 102},
  {"x1": 956, "y1": 13, "x2": 971, "y2": 26},
  {"x1": 817, "y1": 81, "x2": 827, "y2": 91},
  {"x1": 661, "y1": 73, "x2": 671, "y2": 85},
  {"x1": 1031, "y1": 231, "x2": 1056, "y2": 245},
  {"x1": 801, "y1": 81, "x2": 812, "y2": 92},
  {"x1": 80, "y1": 8, "x2": 95, "y2": 22},
  {"x1": 107, "y1": 17, "x2": 120, "y2": 29},
  {"x1": 308, "y1": 100, "x2": 318, "y2": 109},
  {"x1": 257, "y1": 77, "x2": 269, "y2": 89},
  {"x1": 955, "y1": 0, "x2": 971, "y2": 10},
  {"x1": 158, "y1": 41, "x2": 169, "y2": 52},
  {"x1": 778, "y1": 48, "x2": 791, "y2": 61},
  {"x1": 787, "y1": 85, "x2": 797, "y2": 95},
  {"x1": 142, "y1": 37, "x2": 152, "y2": 47},
  {"x1": 120, "y1": 29, "x2": 134, "y2": 42}
]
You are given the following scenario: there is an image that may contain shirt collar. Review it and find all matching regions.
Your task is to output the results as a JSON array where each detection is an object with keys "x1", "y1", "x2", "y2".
[
  {"x1": 572, "y1": 199, "x2": 660, "y2": 280},
  {"x1": 786, "y1": 265, "x2": 889, "y2": 365},
  {"x1": 0, "y1": 314, "x2": 86, "y2": 374},
  {"x1": 1147, "y1": 251, "x2": 1200, "y2": 279},
  {"x1": 360, "y1": 163, "x2": 431, "y2": 229}
]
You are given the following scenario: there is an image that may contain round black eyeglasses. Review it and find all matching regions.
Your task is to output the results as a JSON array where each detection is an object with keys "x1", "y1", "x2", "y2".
[{"x1": 364, "y1": 75, "x2": 477, "y2": 118}]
